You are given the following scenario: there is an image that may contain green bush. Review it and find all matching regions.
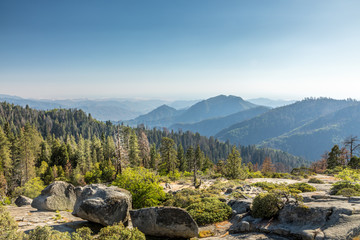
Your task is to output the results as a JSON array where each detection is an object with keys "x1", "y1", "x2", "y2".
[
  {"x1": 288, "y1": 183, "x2": 316, "y2": 192},
  {"x1": 247, "y1": 171, "x2": 264, "y2": 178},
  {"x1": 270, "y1": 173, "x2": 290, "y2": 179},
  {"x1": 27, "y1": 226, "x2": 71, "y2": 240},
  {"x1": 1, "y1": 196, "x2": 11, "y2": 205},
  {"x1": 330, "y1": 181, "x2": 360, "y2": 195},
  {"x1": 291, "y1": 167, "x2": 314, "y2": 177},
  {"x1": 14, "y1": 177, "x2": 46, "y2": 199},
  {"x1": 251, "y1": 193, "x2": 283, "y2": 219},
  {"x1": 251, "y1": 182, "x2": 285, "y2": 191},
  {"x1": 71, "y1": 227, "x2": 92, "y2": 240},
  {"x1": 308, "y1": 178, "x2": 325, "y2": 184},
  {"x1": 97, "y1": 223, "x2": 145, "y2": 240},
  {"x1": 0, "y1": 205, "x2": 24, "y2": 240},
  {"x1": 186, "y1": 197, "x2": 232, "y2": 225},
  {"x1": 336, "y1": 188, "x2": 360, "y2": 197},
  {"x1": 167, "y1": 169, "x2": 181, "y2": 181},
  {"x1": 112, "y1": 167, "x2": 166, "y2": 209}
]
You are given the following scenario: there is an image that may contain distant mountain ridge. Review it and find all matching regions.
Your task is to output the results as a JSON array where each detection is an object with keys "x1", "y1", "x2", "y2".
[
  {"x1": 216, "y1": 98, "x2": 360, "y2": 161},
  {"x1": 247, "y1": 98, "x2": 296, "y2": 108},
  {"x1": 0, "y1": 94, "x2": 199, "y2": 121},
  {"x1": 171, "y1": 106, "x2": 270, "y2": 137},
  {"x1": 128, "y1": 95, "x2": 259, "y2": 128}
]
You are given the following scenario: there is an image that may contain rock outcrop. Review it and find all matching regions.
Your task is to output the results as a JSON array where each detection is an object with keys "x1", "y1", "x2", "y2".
[
  {"x1": 72, "y1": 184, "x2": 131, "y2": 226},
  {"x1": 31, "y1": 181, "x2": 76, "y2": 211},
  {"x1": 229, "y1": 194, "x2": 360, "y2": 240},
  {"x1": 228, "y1": 199, "x2": 252, "y2": 214},
  {"x1": 15, "y1": 195, "x2": 32, "y2": 207},
  {"x1": 130, "y1": 207, "x2": 198, "y2": 238}
]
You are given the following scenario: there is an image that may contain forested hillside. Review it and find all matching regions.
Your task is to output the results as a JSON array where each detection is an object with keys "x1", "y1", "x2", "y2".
[
  {"x1": 216, "y1": 98, "x2": 359, "y2": 161},
  {"x1": 0, "y1": 102, "x2": 307, "y2": 198},
  {"x1": 0, "y1": 102, "x2": 115, "y2": 140},
  {"x1": 170, "y1": 106, "x2": 270, "y2": 137}
]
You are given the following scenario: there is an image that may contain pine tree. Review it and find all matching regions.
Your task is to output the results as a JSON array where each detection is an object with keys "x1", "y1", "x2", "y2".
[
  {"x1": 18, "y1": 124, "x2": 42, "y2": 185},
  {"x1": 0, "y1": 126, "x2": 11, "y2": 194},
  {"x1": 185, "y1": 147, "x2": 195, "y2": 172},
  {"x1": 261, "y1": 157, "x2": 275, "y2": 174},
  {"x1": 327, "y1": 145, "x2": 344, "y2": 169},
  {"x1": 225, "y1": 146, "x2": 244, "y2": 179},
  {"x1": 138, "y1": 131, "x2": 150, "y2": 168},
  {"x1": 129, "y1": 130, "x2": 140, "y2": 167},
  {"x1": 149, "y1": 143, "x2": 158, "y2": 170},
  {"x1": 160, "y1": 137, "x2": 177, "y2": 174},
  {"x1": 177, "y1": 144, "x2": 186, "y2": 171}
]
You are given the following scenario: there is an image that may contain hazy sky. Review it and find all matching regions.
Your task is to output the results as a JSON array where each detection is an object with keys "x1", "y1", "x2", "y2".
[{"x1": 1, "y1": 0, "x2": 360, "y2": 100}]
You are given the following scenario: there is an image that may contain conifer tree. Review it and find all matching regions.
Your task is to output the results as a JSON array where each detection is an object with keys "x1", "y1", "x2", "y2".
[
  {"x1": 261, "y1": 157, "x2": 275, "y2": 174},
  {"x1": 149, "y1": 143, "x2": 158, "y2": 170},
  {"x1": 138, "y1": 131, "x2": 150, "y2": 168},
  {"x1": 177, "y1": 144, "x2": 186, "y2": 171},
  {"x1": 0, "y1": 126, "x2": 12, "y2": 186},
  {"x1": 225, "y1": 146, "x2": 244, "y2": 179},
  {"x1": 18, "y1": 124, "x2": 42, "y2": 185},
  {"x1": 185, "y1": 147, "x2": 195, "y2": 172},
  {"x1": 129, "y1": 130, "x2": 140, "y2": 167},
  {"x1": 160, "y1": 137, "x2": 177, "y2": 174},
  {"x1": 327, "y1": 145, "x2": 343, "y2": 169}
]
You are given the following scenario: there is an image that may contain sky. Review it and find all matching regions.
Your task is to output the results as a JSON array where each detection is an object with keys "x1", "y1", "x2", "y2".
[{"x1": 1, "y1": 0, "x2": 360, "y2": 100}]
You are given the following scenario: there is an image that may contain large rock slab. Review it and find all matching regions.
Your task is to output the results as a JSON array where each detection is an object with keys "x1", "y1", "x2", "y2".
[
  {"x1": 230, "y1": 198, "x2": 360, "y2": 240},
  {"x1": 72, "y1": 184, "x2": 131, "y2": 226},
  {"x1": 130, "y1": 207, "x2": 198, "y2": 238},
  {"x1": 31, "y1": 181, "x2": 76, "y2": 211},
  {"x1": 15, "y1": 195, "x2": 32, "y2": 207}
]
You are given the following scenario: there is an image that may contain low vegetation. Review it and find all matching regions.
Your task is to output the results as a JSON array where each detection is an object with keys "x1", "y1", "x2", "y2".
[
  {"x1": 330, "y1": 181, "x2": 360, "y2": 195},
  {"x1": 112, "y1": 167, "x2": 166, "y2": 209},
  {"x1": 251, "y1": 193, "x2": 283, "y2": 218},
  {"x1": 308, "y1": 177, "x2": 325, "y2": 184},
  {"x1": 186, "y1": 197, "x2": 232, "y2": 225}
]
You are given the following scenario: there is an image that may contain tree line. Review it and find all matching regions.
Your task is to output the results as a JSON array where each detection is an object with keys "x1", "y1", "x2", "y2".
[{"x1": 0, "y1": 102, "x2": 308, "y2": 198}]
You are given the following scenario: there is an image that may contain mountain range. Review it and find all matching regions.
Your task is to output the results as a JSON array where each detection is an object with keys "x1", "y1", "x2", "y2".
[
  {"x1": 0, "y1": 94, "x2": 199, "y2": 121},
  {"x1": 127, "y1": 95, "x2": 259, "y2": 128},
  {"x1": 2, "y1": 93, "x2": 359, "y2": 162},
  {"x1": 216, "y1": 98, "x2": 360, "y2": 161}
]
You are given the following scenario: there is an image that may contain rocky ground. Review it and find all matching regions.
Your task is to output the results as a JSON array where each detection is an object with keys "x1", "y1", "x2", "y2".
[
  {"x1": 8, "y1": 174, "x2": 360, "y2": 240},
  {"x1": 7, "y1": 205, "x2": 103, "y2": 234}
]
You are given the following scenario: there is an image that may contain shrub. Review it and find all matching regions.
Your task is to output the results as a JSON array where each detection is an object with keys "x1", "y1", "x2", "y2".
[
  {"x1": 27, "y1": 226, "x2": 71, "y2": 240},
  {"x1": 97, "y1": 223, "x2": 145, "y2": 240},
  {"x1": 1, "y1": 197, "x2": 11, "y2": 205},
  {"x1": 336, "y1": 188, "x2": 360, "y2": 197},
  {"x1": 14, "y1": 177, "x2": 45, "y2": 199},
  {"x1": 251, "y1": 182, "x2": 285, "y2": 191},
  {"x1": 308, "y1": 178, "x2": 325, "y2": 184},
  {"x1": 84, "y1": 166, "x2": 102, "y2": 184},
  {"x1": 112, "y1": 167, "x2": 166, "y2": 209},
  {"x1": 167, "y1": 169, "x2": 181, "y2": 181},
  {"x1": 164, "y1": 188, "x2": 202, "y2": 208},
  {"x1": 186, "y1": 197, "x2": 232, "y2": 225},
  {"x1": 71, "y1": 227, "x2": 92, "y2": 240},
  {"x1": 248, "y1": 171, "x2": 264, "y2": 178},
  {"x1": 0, "y1": 205, "x2": 23, "y2": 240},
  {"x1": 288, "y1": 183, "x2": 316, "y2": 192},
  {"x1": 335, "y1": 168, "x2": 360, "y2": 182},
  {"x1": 251, "y1": 193, "x2": 283, "y2": 219},
  {"x1": 330, "y1": 181, "x2": 360, "y2": 195},
  {"x1": 291, "y1": 167, "x2": 314, "y2": 177}
]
